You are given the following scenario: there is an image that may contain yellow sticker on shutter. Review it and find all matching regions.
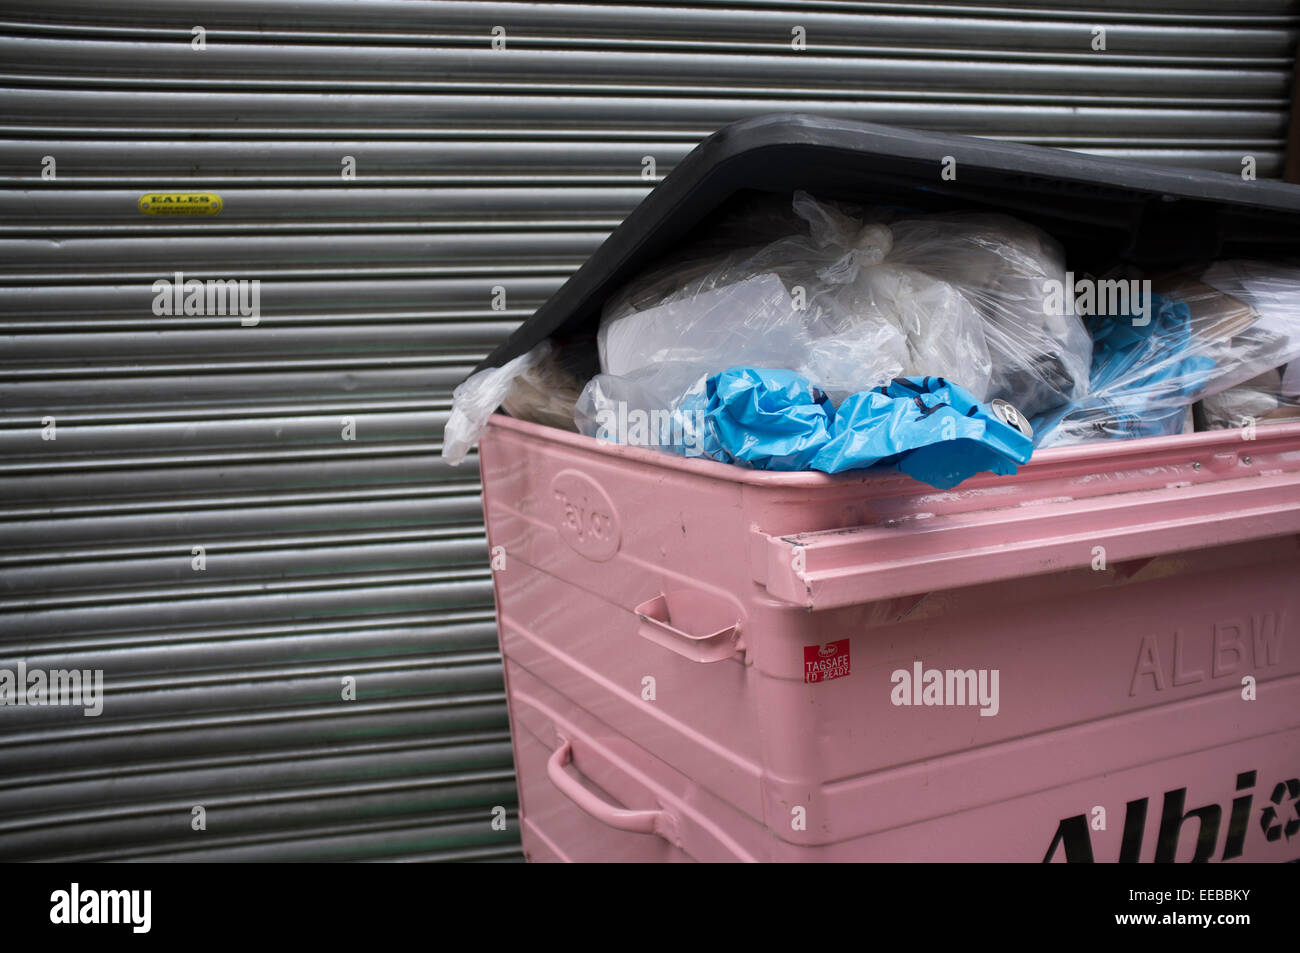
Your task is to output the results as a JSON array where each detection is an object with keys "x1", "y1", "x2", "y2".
[{"x1": 138, "y1": 192, "x2": 222, "y2": 215}]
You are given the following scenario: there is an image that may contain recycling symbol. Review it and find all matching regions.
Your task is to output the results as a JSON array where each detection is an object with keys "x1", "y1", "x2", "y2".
[{"x1": 1259, "y1": 778, "x2": 1300, "y2": 842}]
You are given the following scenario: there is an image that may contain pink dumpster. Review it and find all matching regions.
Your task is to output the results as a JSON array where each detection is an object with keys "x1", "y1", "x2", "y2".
[
  {"x1": 468, "y1": 116, "x2": 1300, "y2": 862},
  {"x1": 480, "y1": 415, "x2": 1300, "y2": 862}
]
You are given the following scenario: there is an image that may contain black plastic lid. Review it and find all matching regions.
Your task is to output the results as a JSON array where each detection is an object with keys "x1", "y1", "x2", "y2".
[{"x1": 472, "y1": 113, "x2": 1300, "y2": 376}]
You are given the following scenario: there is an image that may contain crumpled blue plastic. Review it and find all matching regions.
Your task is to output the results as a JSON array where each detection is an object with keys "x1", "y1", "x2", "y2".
[
  {"x1": 1031, "y1": 293, "x2": 1218, "y2": 445},
  {"x1": 687, "y1": 367, "x2": 835, "y2": 469},
  {"x1": 679, "y1": 368, "x2": 1033, "y2": 490}
]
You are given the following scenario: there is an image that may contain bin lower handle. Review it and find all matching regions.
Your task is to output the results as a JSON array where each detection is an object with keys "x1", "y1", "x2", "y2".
[{"x1": 546, "y1": 738, "x2": 669, "y2": 836}]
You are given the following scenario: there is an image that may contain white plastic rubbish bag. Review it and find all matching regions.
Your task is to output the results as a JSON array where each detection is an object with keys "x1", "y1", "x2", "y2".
[
  {"x1": 597, "y1": 191, "x2": 998, "y2": 408},
  {"x1": 1200, "y1": 366, "x2": 1300, "y2": 430},
  {"x1": 573, "y1": 368, "x2": 711, "y2": 458},
  {"x1": 1197, "y1": 260, "x2": 1300, "y2": 383},
  {"x1": 883, "y1": 212, "x2": 1092, "y2": 418},
  {"x1": 442, "y1": 341, "x2": 553, "y2": 465},
  {"x1": 499, "y1": 341, "x2": 584, "y2": 432},
  {"x1": 1030, "y1": 262, "x2": 1300, "y2": 447}
]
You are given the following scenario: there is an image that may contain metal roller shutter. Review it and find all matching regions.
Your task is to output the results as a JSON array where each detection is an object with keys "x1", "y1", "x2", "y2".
[{"x1": 0, "y1": 1, "x2": 1295, "y2": 862}]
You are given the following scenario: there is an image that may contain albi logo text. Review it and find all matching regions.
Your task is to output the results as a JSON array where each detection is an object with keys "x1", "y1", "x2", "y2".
[{"x1": 1044, "y1": 769, "x2": 1300, "y2": 862}]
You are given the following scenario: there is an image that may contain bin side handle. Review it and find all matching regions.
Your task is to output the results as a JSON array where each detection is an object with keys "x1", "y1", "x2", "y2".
[
  {"x1": 759, "y1": 468, "x2": 1300, "y2": 610},
  {"x1": 634, "y1": 593, "x2": 744, "y2": 663},
  {"x1": 546, "y1": 738, "x2": 671, "y2": 836}
]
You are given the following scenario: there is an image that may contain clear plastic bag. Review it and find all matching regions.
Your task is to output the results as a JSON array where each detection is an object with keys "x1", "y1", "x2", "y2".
[
  {"x1": 573, "y1": 366, "x2": 711, "y2": 459},
  {"x1": 882, "y1": 213, "x2": 1092, "y2": 417},
  {"x1": 499, "y1": 341, "x2": 584, "y2": 432},
  {"x1": 442, "y1": 340, "x2": 581, "y2": 465},
  {"x1": 1031, "y1": 292, "x2": 1212, "y2": 447},
  {"x1": 1200, "y1": 366, "x2": 1300, "y2": 431},
  {"x1": 1196, "y1": 260, "x2": 1300, "y2": 382},
  {"x1": 598, "y1": 191, "x2": 996, "y2": 407},
  {"x1": 1032, "y1": 262, "x2": 1300, "y2": 448}
]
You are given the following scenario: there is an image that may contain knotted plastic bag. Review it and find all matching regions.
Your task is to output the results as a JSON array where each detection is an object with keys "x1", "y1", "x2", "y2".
[
  {"x1": 598, "y1": 191, "x2": 995, "y2": 406},
  {"x1": 882, "y1": 212, "x2": 1092, "y2": 417}
]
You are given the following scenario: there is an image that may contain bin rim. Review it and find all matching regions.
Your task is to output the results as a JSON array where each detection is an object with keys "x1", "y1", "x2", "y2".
[{"x1": 484, "y1": 411, "x2": 1300, "y2": 493}]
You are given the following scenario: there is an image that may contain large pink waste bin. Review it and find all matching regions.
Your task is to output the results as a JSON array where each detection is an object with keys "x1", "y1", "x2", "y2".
[
  {"x1": 466, "y1": 115, "x2": 1300, "y2": 862},
  {"x1": 479, "y1": 414, "x2": 1300, "y2": 862}
]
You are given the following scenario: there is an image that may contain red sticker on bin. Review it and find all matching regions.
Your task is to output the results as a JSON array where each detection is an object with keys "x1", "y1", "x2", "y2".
[{"x1": 804, "y1": 640, "x2": 850, "y2": 683}]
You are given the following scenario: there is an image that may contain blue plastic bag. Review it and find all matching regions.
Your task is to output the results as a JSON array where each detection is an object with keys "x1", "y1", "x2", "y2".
[
  {"x1": 815, "y1": 377, "x2": 1033, "y2": 488},
  {"x1": 687, "y1": 368, "x2": 1033, "y2": 490},
  {"x1": 687, "y1": 367, "x2": 835, "y2": 469},
  {"x1": 1032, "y1": 293, "x2": 1217, "y2": 447}
]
